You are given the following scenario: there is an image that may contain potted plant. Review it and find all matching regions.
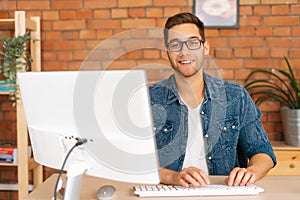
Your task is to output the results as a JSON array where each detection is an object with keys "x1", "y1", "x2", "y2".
[
  {"x1": 0, "y1": 31, "x2": 32, "y2": 103},
  {"x1": 244, "y1": 56, "x2": 300, "y2": 146}
]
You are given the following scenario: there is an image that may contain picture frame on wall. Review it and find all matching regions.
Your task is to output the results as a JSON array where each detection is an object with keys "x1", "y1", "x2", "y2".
[{"x1": 194, "y1": 0, "x2": 239, "y2": 28}]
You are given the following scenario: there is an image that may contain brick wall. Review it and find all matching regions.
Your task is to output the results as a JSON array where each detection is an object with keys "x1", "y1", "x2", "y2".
[{"x1": 0, "y1": 0, "x2": 300, "y2": 199}]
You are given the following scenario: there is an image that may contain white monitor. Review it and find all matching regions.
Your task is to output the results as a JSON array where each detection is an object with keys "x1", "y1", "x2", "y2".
[{"x1": 17, "y1": 70, "x2": 160, "y2": 200}]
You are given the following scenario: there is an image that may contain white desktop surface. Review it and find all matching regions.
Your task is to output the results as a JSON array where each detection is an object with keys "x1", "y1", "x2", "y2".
[{"x1": 25, "y1": 174, "x2": 300, "y2": 200}]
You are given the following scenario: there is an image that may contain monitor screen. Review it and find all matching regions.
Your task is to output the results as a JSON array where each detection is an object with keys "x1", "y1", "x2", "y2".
[{"x1": 17, "y1": 70, "x2": 160, "y2": 199}]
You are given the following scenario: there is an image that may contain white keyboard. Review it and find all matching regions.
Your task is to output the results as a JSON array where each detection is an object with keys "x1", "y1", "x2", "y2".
[{"x1": 133, "y1": 184, "x2": 264, "y2": 197}]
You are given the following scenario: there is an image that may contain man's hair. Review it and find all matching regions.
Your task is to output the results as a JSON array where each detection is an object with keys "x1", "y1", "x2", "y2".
[{"x1": 164, "y1": 12, "x2": 206, "y2": 46}]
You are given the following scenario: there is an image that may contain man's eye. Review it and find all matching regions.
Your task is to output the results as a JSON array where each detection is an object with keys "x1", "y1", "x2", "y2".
[
  {"x1": 169, "y1": 42, "x2": 180, "y2": 48},
  {"x1": 188, "y1": 40, "x2": 200, "y2": 46}
]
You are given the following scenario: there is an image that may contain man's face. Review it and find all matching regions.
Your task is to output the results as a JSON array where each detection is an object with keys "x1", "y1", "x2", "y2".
[{"x1": 166, "y1": 23, "x2": 209, "y2": 78}]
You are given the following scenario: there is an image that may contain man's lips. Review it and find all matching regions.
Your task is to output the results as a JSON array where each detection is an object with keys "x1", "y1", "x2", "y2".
[{"x1": 178, "y1": 60, "x2": 194, "y2": 64}]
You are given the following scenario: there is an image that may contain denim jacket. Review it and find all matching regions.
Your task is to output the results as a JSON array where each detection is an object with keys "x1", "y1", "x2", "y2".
[{"x1": 149, "y1": 73, "x2": 276, "y2": 175}]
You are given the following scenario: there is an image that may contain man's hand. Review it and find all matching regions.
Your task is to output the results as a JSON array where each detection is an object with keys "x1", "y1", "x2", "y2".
[
  {"x1": 225, "y1": 167, "x2": 256, "y2": 186},
  {"x1": 160, "y1": 166, "x2": 210, "y2": 187},
  {"x1": 225, "y1": 153, "x2": 274, "y2": 186}
]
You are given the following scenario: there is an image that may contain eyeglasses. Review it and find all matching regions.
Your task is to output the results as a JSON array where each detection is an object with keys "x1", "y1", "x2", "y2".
[{"x1": 166, "y1": 39, "x2": 205, "y2": 52}]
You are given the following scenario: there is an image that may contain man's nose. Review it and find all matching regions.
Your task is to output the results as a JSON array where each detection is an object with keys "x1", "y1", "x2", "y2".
[{"x1": 179, "y1": 42, "x2": 190, "y2": 55}]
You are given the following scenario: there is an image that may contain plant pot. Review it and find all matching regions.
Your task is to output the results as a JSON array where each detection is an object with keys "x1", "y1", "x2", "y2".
[{"x1": 280, "y1": 107, "x2": 300, "y2": 147}]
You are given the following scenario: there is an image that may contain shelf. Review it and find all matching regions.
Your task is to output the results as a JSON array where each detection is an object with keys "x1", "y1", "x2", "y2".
[
  {"x1": 0, "y1": 11, "x2": 42, "y2": 200},
  {"x1": 0, "y1": 158, "x2": 36, "y2": 167},
  {"x1": 0, "y1": 19, "x2": 14, "y2": 25},
  {"x1": 0, "y1": 91, "x2": 11, "y2": 95},
  {"x1": 0, "y1": 17, "x2": 38, "y2": 31},
  {"x1": 0, "y1": 162, "x2": 18, "y2": 167},
  {"x1": 0, "y1": 183, "x2": 33, "y2": 191}
]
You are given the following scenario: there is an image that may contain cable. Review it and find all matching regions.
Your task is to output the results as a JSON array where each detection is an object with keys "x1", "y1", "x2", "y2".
[{"x1": 53, "y1": 138, "x2": 88, "y2": 200}]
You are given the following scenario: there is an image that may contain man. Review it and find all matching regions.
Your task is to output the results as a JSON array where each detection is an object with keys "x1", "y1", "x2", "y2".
[{"x1": 149, "y1": 12, "x2": 276, "y2": 187}]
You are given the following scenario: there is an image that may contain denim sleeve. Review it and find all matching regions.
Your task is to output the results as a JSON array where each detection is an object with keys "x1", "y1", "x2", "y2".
[{"x1": 239, "y1": 88, "x2": 277, "y2": 167}]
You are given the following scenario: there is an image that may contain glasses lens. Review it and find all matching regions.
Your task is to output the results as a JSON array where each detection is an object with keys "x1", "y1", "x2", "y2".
[
  {"x1": 186, "y1": 39, "x2": 201, "y2": 50},
  {"x1": 167, "y1": 41, "x2": 181, "y2": 52}
]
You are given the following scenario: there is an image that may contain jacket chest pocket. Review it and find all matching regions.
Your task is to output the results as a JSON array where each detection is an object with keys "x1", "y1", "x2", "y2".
[
  {"x1": 217, "y1": 118, "x2": 239, "y2": 144},
  {"x1": 154, "y1": 122, "x2": 174, "y2": 149}
]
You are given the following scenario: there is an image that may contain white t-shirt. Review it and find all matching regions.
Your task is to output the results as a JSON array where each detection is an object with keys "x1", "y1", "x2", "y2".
[{"x1": 181, "y1": 101, "x2": 209, "y2": 175}]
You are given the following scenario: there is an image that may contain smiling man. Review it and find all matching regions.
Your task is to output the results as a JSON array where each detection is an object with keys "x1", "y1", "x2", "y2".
[{"x1": 149, "y1": 12, "x2": 276, "y2": 187}]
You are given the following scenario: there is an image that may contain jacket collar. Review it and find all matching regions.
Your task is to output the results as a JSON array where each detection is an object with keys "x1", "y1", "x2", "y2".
[{"x1": 162, "y1": 73, "x2": 227, "y2": 105}]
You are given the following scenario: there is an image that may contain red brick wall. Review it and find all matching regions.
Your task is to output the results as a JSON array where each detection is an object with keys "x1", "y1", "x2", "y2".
[{"x1": 0, "y1": 0, "x2": 300, "y2": 199}]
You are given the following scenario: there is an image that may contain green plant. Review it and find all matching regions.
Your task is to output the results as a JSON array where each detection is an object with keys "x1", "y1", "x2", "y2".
[
  {"x1": 245, "y1": 57, "x2": 300, "y2": 109},
  {"x1": 0, "y1": 31, "x2": 32, "y2": 102}
]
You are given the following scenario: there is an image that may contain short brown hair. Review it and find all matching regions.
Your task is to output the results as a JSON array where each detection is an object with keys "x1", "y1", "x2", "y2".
[{"x1": 164, "y1": 12, "x2": 206, "y2": 46}]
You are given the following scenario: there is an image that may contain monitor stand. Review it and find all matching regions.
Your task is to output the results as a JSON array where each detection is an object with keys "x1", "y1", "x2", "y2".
[{"x1": 58, "y1": 162, "x2": 88, "y2": 200}]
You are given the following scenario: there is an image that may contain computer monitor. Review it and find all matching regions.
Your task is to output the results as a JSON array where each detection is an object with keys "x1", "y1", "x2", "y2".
[{"x1": 17, "y1": 70, "x2": 160, "y2": 200}]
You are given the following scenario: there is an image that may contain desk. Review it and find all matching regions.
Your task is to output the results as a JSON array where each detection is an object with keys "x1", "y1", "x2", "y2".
[{"x1": 25, "y1": 174, "x2": 300, "y2": 200}]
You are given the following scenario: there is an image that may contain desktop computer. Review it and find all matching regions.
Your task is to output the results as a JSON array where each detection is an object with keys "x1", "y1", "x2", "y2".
[{"x1": 17, "y1": 70, "x2": 160, "y2": 200}]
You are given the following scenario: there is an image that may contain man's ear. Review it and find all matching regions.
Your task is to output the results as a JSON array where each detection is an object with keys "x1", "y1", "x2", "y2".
[
  {"x1": 162, "y1": 49, "x2": 169, "y2": 59},
  {"x1": 203, "y1": 40, "x2": 210, "y2": 55}
]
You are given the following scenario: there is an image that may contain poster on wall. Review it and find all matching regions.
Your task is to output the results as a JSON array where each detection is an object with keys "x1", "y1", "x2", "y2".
[{"x1": 194, "y1": 0, "x2": 239, "y2": 28}]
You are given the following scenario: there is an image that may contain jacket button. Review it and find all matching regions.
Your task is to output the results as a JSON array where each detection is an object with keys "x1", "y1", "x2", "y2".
[
  {"x1": 223, "y1": 127, "x2": 227, "y2": 131},
  {"x1": 231, "y1": 125, "x2": 236, "y2": 129},
  {"x1": 200, "y1": 111, "x2": 205, "y2": 115},
  {"x1": 204, "y1": 134, "x2": 208, "y2": 138},
  {"x1": 163, "y1": 128, "x2": 168, "y2": 133},
  {"x1": 153, "y1": 127, "x2": 156, "y2": 131},
  {"x1": 208, "y1": 156, "x2": 212, "y2": 160}
]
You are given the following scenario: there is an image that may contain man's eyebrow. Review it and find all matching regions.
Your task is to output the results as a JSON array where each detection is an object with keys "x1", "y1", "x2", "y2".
[
  {"x1": 168, "y1": 38, "x2": 180, "y2": 43},
  {"x1": 168, "y1": 36, "x2": 200, "y2": 43},
  {"x1": 188, "y1": 36, "x2": 200, "y2": 40}
]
